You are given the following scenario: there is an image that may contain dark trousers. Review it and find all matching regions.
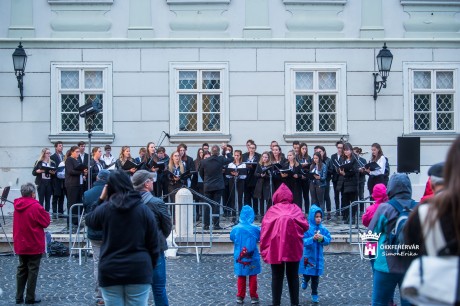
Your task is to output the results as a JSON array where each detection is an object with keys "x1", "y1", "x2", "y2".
[
  {"x1": 52, "y1": 190, "x2": 65, "y2": 215},
  {"x1": 16, "y1": 254, "x2": 42, "y2": 303},
  {"x1": 271, "y1": 261, "x2": 300, "y2": 306},
  {"x1": 324, "y1": 179, "x2": 332, "y2": 212},
  {"x1": 368, "y1": 175, "x2": 385, "y2": 200},
  {"x1": 37, "y1": 180, "x2": 52, "y2": 212},
  {"x1": 66, "y1": 185, "x2": 82, "y2": 225},
  {"x1": 228, "y1": 178, "x2": 244, "y2": 216},
  {"x1": 302, "y1": 275, "x2": 320, "y2": 295},
  {"x1": 342, "y1": 191, "x2": 357, "y2": 220},
  {"x1": 203, "y1": 189, "x2": 223, "y2": 227},
  {"x1": 299, "y1": 179, "x2": 310, "y2": 212},
  {"x1": 244, "y1": 185, "x2": 259, "y2": 215},
  {"x1": 332, "y1": 179, "x2": 341, "y2": 215}
]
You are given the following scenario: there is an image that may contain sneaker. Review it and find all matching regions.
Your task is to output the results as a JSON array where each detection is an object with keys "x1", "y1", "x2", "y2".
[
  {"x1": 312, "y1": 294, "x2": 319, "y2": 303},
  {"x1": 301, "y1": 278, "x2": 307, "y2": 290},
  {"x1": 236, "y1": 296, "x2": 244, "y2": 304},
  {"x1": 95, "y1": 298, "x2": 105, "y2": 305},
  {"x1": 251, "y1": 297, "x2": 259, "y2": 304}
]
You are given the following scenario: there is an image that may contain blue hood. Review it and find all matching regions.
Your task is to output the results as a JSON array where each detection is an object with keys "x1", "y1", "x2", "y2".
[
  {"x1": 308, "y1": 205, "x2": 323, "y2": 225},
  {"x1": 239, "y1": 205, "x2": 255, "y2": 225},
  {"x1": 387, "y1": 173, "x2": 412, "y2": 200}
]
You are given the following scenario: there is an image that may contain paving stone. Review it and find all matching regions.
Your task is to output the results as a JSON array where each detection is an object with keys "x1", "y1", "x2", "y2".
[{"x1": 0, "y1": 253, "x2": 392, "y2": 306}]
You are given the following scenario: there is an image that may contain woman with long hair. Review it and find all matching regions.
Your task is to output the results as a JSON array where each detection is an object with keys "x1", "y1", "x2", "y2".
[
  {"x1": 271, "y1": 145, "x2": 285, "y2": 191},
  {"x1": 226, "y1": 150, "x2": 247, "y2": 221},
  {"x1": 32, "y1": 148, "x2": 56, "y2": 212},
  {"x1": 338, "y1": 143, "x2": 359, "y2": 224},
  {"x1": 298, "y1": 143, "x2": 312, "y2": 212},
  {"x1": 85, "y1": 170, "x2": 160, "y2": 306},
  {"x1": 309, "y1": 152, "x2": 328, "y2": 211},
  {"x1": 254, "y1": 151, "x2": 273, "y2": 216},
  {"x1": 115, "y1": 146, "x2": 137, "y2": 175},
  {"x1": 166, "y1": 151, "x2": 186, "y2": 203},
  {"x1": 65, "y1": 146, "x2": 88, "y2": 224},
  {"x1": 365, "y1": 143, "x2": 387, "y2": 199},
  {"x1": 314, "y1": 145, "x2": 332, "y2": 220},
  {"x1": 281, "y1": 150, "x2": 301, "y2": 208}
]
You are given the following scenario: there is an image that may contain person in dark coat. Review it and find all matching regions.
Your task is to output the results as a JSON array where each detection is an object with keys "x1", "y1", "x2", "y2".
[
  {"x1": 50, "y1": 141, "x2": 65, "y2": 219},
  {"x1": 338, "y1": 143, "x2": 359, "y2": 224},
  {"x1": 132, "y1": 170, "x2": 172, "y2": 306},
  {"x1": 82, "y1": 169, "x2": 110, "y2": 305},
  {"x1": 199, "y1": 144, "x2": 233, "y2": 230},
  {"x1": 85, "y1": 170, "x2": 160, "y2": 306},
  {"x1": 14, "y1": 183, "x2": 51, "y2": 304}
]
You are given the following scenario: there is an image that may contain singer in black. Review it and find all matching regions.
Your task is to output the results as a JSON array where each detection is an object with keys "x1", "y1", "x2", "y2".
[
  {"x1": 338, "y1": 143, "x2": 359, "y2": 224},
  {"x1": 329, "y1": 141, "x2": 344, "y2": 217},
  {"x1": 314, "y1": 145, "x2": 332, "y2": 220},
  {"x1": 353, "y1": 146, "x2": 367, "y2": 202},
  {"x1": 226, "y1": 150, "x2": 247, "y2": 222},
  {"x1": 254, "y1": 151, "x2": 273, "y2": 216},
  {"x1": 166, "y1": 151, "x2": 187, "y2": 203},
  {"x1": 242, "y1": 142, "x2": 261, "y2": 217},
  {"x1": 365, "y1": 143, "x2": 387, "y2": 199},
  {"x1": 280, "y1": 150, "x2": 301, "y2": 208},
  {"x1": 32, "y1": 148, "x2": 56, "y2": 212},
  {"x1": 298, "y1": 142, "x2": 312, "y2": 212},
  {"x1": 199, "y1": 145, "x2": 232, "y2": 230}
]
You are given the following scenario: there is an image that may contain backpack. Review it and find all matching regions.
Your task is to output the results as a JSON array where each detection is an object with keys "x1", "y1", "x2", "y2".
[
  {"x1": 384, "y1": 157, "x2": 390, "y2": 185},
  {"x1": 47, "y1": 241, "x2": 70, "y2": 257},
  {"x1": 386, "y1": 198, "x2": 417, "y2": 252}
]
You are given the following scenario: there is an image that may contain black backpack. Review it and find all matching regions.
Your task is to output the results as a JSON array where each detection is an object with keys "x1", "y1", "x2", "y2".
[
  {"x1": 386, "y1": 199, "x2": 417, "y2": 252},
  {"x1": 47, "y1": 241, "x2": 70, "y2": 257}
]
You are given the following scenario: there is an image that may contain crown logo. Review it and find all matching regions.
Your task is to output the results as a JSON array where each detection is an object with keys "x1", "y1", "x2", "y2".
[{"x1": 360, "y1": 230, "x2": 381, "y2": 241}]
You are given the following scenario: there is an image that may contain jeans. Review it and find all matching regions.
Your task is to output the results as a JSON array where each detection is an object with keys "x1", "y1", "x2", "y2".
[
  {"x1": 152, "y1": 252, "x2": 169, "y2": 306},
  {"x1": 90, "y1": 239, "x2": 102, "y2": 299},
  {"x1": 101, "y1": 284, "x2": 150, "y2": 306},
  {"x1": 271, "y1": 261, "x2": 300, "y2": 305},
  {"x1": 16, "y1": 254, "x2": 42, "y2": 303},
  {"x1": 372, "y1": 270, "x2": 410, "y2": 306}
]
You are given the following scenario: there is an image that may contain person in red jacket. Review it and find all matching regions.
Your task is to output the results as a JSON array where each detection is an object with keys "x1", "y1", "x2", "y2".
[
  {"x1": 260, "y1": 183, "x2": 309, "y2": 306},
  {"x1": 13, "y1": 182, "x2": 51, "y2": 304}
]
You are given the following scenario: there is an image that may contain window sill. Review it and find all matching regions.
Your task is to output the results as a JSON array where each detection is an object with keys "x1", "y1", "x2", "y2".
[
  {"x1": 283, "y1": 133, "x2": 348, "y2": 144},
  {"x1": 403, "y1": 133, "x2": 458, "y2": 145},
  {"x1": 48, "y1": 133, "x2": 115, "y2": 145},
  {"x1": 169, "y1": 134, "x2": 231, "y2": 144}
]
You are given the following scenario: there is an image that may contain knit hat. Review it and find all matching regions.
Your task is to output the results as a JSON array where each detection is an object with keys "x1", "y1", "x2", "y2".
[
  {"x1": 427, "y1": 162, "x2": 444, "y2": 178},
  {"x1": 131, "y1": 170, "x2": 154, "y2": 190},
  {"x1": 96, "y1": 169, "x2": 110, "y2": 182}
]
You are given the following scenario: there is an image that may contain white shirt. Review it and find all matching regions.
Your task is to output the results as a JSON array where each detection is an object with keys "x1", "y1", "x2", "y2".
[{"x1": 369, "y1": 155, "x2": 386, "y2": 176}]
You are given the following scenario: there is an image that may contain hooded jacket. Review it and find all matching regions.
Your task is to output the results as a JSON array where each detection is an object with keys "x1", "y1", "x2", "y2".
[
  {"x1": 85, "y1": 178, "x2": 160, "y2": 287},
  {"x1": 362, "y1": 183, "x2": 388, "y2": 227},
  {"x1": 369, "y1": 173, "x2": 417, "y2": 274},
  {"x1": 260, "y1": 184, "x2": 309, "y2": 264},
  {"x1": 298, "y1": 205, "x2": 331, "y2": 276},
  {"x1": 13, "y1": 196, "x2": 50, "y2": 255},
  {"x1": 230, "y1": 205, "x2": 261, "y2": 276}
]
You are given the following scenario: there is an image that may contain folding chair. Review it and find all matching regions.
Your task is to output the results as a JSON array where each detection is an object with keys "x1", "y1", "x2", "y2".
[{"x1": 0, "y1": 186, "x2": 11, "y2": 224}]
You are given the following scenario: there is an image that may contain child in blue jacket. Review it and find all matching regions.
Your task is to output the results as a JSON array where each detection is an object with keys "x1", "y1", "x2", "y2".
[
  {"x1": 230, "y1": 205, "x2": 261, "y2": 305},
  {"x1": 298, "y1": 204, "x2": 331, "y2": 304}
]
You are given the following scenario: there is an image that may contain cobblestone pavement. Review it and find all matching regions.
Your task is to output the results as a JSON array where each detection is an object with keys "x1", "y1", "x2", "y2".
[{"x1": 0, "y1": 253, "x2": 386, "y2": 306}]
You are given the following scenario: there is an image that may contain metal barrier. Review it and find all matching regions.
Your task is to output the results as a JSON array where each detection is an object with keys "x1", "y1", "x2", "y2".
[
  {"x1": 68, "y1": 203, "x2": 91, "y2": 265},
  {"x1": 165, "y1": 202, "x2": 214, "y2": 263},
  {"x1": 345, "y1": 200, "x2": 374, "y2": 244}
]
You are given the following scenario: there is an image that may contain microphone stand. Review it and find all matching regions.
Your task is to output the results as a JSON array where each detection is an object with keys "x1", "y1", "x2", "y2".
[{"x1": 157, "y1": 131, "x2": 170, "y2": 148}]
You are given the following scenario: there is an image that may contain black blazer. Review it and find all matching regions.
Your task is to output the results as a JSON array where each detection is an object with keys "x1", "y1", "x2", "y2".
[
  {"x1": 77, "y1": 153, "x2": 89, "y2": 168},
  {"x1": 32, "y1": 160, "x2": 56, "y2": 185},
  {"x1": 199, "y1": 154, "x2": 232, "y2": 192},
  {"x1": 65, "y1": 157, "x2": 84, "y2": 188},
  {"x1": 242, "y1": 152, "x2": 261, "y2": 187},
  {"x1": 90, "y1": 159, "x2": 107, "y2": 186}
]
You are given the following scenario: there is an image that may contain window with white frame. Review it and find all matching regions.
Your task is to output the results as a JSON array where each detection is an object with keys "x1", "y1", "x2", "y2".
[
  {"x1": 50, "y1": 63, "x2": 113, "y2": 139},
  {"x1": 170, "y1": 63, "x2": 229, "y2": 136},
  {"x1": 411, "y1": 69, "x2": 456, "y2": 132},
  {"x1": 285, "y1": 63, "x2": 347, "y2": 136}
]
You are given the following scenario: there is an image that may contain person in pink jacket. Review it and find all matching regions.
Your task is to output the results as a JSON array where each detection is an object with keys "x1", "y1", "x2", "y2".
[
  {"x1": 260, "y1": 183, "x2": 309, "y2": 306},
  {"x1": 361, "y1": 183, "x2": 388, "y2": 227},
  {"x1": 13, "y1": 183, "x2": 51, "y2": 304}
]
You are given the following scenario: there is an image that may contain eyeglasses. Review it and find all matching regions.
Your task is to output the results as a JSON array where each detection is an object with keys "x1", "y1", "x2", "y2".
[{"x1": 45, "y1": 152, "x2": 51, "y2": 155}]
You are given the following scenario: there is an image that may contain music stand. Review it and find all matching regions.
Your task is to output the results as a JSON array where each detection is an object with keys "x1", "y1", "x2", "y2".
[{"x1": 0, "y1": 186, "x2": 11, "y2": 224}]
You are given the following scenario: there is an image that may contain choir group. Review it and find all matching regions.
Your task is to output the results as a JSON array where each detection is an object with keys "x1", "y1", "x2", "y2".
[{"x1": 31, "y1": 139, "x2": 389, "y2": 224}]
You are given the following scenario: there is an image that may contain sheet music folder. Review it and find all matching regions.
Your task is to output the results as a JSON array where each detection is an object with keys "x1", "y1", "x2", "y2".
[
  {"x1": 74, "y1": 164, "x2": 87, "y2": 171},
  {"x1": 122, "y1": 160, "x2": 144, "y2": 171},
  {"x1": 225, "y1": 167, "x2": 248, "y2": 176},
  {"x1": 364, "y1": 161, "x2": 381, "y2": 171},
  {"x1": 147, "y1": 159, "x2": 166, "y2": 172}
]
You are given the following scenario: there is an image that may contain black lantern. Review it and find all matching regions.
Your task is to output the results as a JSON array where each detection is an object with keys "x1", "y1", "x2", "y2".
[
  {"x1": 12, "y1": 42, "x2": 27, "y2": 102},
  {"x1": 373, "y1": 43, "x2": 393, "y2": 100}
]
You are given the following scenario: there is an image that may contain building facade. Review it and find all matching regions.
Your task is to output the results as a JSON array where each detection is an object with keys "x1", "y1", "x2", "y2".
[{"x1": 1, "y1": 0, "x2": 459, "y2": 197}]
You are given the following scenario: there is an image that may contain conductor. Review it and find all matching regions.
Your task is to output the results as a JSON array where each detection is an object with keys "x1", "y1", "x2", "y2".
[{"x1": 199, "y1": 144, "x2": 233, "y2": 230}]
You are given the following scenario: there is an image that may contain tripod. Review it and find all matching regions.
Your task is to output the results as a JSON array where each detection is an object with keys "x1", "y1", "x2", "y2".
[
  {"x1": 85, "y1": 116, "x2": 94, "y2": 189},
  {"x1": 0, "y1": 221, "x2": 14, "y2": 255}
]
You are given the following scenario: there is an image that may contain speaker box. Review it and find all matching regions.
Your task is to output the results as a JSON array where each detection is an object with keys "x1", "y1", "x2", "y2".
[{"x1": 397, "y1": 137, "x2": 420, "y2": 173}]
